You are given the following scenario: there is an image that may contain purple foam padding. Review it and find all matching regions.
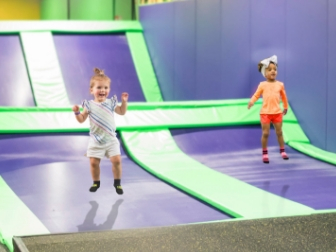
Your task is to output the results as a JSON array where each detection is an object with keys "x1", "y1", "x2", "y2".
[
  {"x1": 250, "y1": 0, "x2": 286, "y2": 93},
  {"x1": 140, "y1": 3, "x2": 174, "y2": 101},
  {"x1": 140, "y1": 0, "x2": 252, "y2": 100},
  {"x1": 286, "y1": 0, "x2": 328, "y2": 150},
  {"x1": 171, "y1": 126, "x2": 336, "y2": 210},
  {"x1": 141, "y1": 1, "x2": 252, "y2": 101},
  {"x1": 326, "y1": 0, "x2": 336, "y2": 152},
  {"x1": 0, "y1": 35, "x2": 35, "y2": 107},
  {"x1": 174, "y1": 0, "x2": 197, "y2": 100},
  {"x1": 0, "y1": 133, "x2": 230, "y2": 233},
  {"x1": 53, "y1": 34, "x2": 145, "y2": 105},
  {"x1": 195, "y1": 0, "x2": 223, "y2": 100},
  {"x1": 221, "y1": 0, "x2": 251, "y2": 99},
  {"x1": 141, "y1": 1, "x2": 333, "y2": 155}
]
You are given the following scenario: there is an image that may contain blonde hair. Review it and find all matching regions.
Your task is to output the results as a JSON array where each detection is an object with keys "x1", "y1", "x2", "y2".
[{"x1": 90, "y1": 67, "x2": 111, "y2": 88}]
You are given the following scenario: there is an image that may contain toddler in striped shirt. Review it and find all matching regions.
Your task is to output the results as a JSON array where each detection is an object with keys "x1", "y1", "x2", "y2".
[{"x1": 72, "y1": 68, "x2": 129, "y2": 194}]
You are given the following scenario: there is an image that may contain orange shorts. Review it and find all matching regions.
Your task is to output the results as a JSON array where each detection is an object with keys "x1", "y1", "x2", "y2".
[{"x1": 260, "y1": 113, "x2": 283, "y2": 124}]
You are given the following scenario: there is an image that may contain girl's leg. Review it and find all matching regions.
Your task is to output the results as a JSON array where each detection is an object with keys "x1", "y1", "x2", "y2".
[
  {"x1": 261, "y1": 123, "x2": 270, "y2": 149},
  {"x1": 261, "y1": 123, "x2": 270, "y2": 163},
  {"x1": 273, "y1": 122, "x2": 289, "y2": 159},
  {"x1": 110, "y1": 155, "x2": 122, "y2": 179},
  {"x1": 273, "y1": 122, "x2": 285, "y2": 147},
  {"x1": 89, "y1": 157, "x2": 101, "y2": 192},
  {"x1": 110, "y1": 155, "x2": 123, "y2": 194}
]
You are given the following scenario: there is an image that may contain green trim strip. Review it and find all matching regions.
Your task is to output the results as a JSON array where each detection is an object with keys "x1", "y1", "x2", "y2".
[
  {"x1": 0, "y1": 99, "x2": 336, "y2": 166},
  {"x1": 0, "y1": 111, "x2": 89, "y2": 133},
  {"x1": 0, "y1": 100, "x2": 261, "y2": 133},
  {"x1": 20, "y1": 32, "x2": 70, "y2": 107},
  {"x1": 0, "y1": 176, "x2": 50, "y2": 252},
  {"x1": 283, "y1": 122, "x2": 310, "y2": 144},
  {"x1": 120, "y1": 130, "x2": 314, "y2": 219},
  {"x1": 288, "y1": 142, "x2": 336, "y2": 165},
  {"x1": 0, "y1": 107, "x2": 73, "y2": 112},
  {"x1": 126, "y1": 32, "x2": 163, "y2": 102},
  {"x1": 0, "y1": 99, "x2": 254, "y2": 111},
  {"x1": 0, "y1": 21, "x2": 142, "y2": 33}
]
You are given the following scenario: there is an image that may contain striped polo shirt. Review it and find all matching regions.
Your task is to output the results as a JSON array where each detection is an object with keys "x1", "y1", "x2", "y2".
[{"x1": 82, "y1": 95, "x2": 118, "y2": 144}]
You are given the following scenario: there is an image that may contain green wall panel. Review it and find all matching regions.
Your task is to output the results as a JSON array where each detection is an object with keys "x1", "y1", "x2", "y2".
[
  {"x1": 41, "y1": 0, "x2": 68, "y2": 20},
  {"x1": 115, "y1": 0, "x2": 132, "y2": 20},
  {"x1": 70, "y1": 0, "x2": 113, "y2": 20}
]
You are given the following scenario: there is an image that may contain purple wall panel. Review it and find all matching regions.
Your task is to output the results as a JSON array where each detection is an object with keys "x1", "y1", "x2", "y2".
[
  {"x1": 53, "y1": 34, "x2": 145, "y2": 104},
  {"x1": 0, "y1": 35, "x2": 35, "y2": 107},
  {"x1": 140, "y1": 4, "x2": 174, "y2": 100},
  {"x1": 250, "y1": 0, "x2": 286, "y2": 93},
  {"x1": 140, "y1": 0, "x2": 335, "y2": 152},
  {"x1": 221, "y1": 0, "x2": 251, "y2": 98},
  {"x1": 195, "y1": 0, "x2": 222, "y2": 99},
  {"x1": 286, "y1": 0, "x2": 328, "y2": 150},
  {"x1": 327, "y1": 0, "x2": 336, "y2": 152},
  {"x1": 174, "y1": 0, "x2": 196, "y2": 100}
]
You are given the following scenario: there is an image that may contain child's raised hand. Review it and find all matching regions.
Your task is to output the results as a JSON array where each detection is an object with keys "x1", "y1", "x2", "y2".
[
  {"x1": 247, "y1": 101, "x2": 253, "y2": 109},
  {"x1": 72, "y1": 105, "x2": 80, "y2": 113},
  {"x1": 121, "y1": 92, "x2": 129, "y2": 102},
  {"x1": 283, "y1": 109, "x2": 288, "y2": 115}
]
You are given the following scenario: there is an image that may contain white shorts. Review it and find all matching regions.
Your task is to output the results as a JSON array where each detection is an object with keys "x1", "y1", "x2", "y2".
[{"x1": 86, "y1": 137, "x2": 121, "y2": 159}]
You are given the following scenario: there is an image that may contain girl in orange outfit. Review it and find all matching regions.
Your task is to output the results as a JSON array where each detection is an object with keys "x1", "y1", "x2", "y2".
[{"x1": 248, "y1": 55, "x2": 289, "y2": 163}]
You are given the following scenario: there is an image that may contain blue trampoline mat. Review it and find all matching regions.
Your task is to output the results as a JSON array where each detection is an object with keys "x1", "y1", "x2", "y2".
[
  {"x1": 171, "y1": 126, "x2": 336, "y2": 210},
  {"x1": 0, "y1": 133, "x2": 230, "y2": 234}
]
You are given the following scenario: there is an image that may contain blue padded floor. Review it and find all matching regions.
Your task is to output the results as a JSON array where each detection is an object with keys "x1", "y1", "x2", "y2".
[
  {"x1": 0, "y1": 133, "x2": 230, "y2": 234},
  {"x1": 171, "y1": 126, "x2": 336, "y2": 210}
]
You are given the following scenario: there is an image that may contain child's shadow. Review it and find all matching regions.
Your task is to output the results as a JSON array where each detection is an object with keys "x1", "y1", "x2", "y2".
[{"x1": 77, "y1": 199, "x2": 124, "y2": 232}]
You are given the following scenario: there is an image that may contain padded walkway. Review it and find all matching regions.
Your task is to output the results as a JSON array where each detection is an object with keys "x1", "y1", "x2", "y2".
[
  {"x1": 0, "y1": 244, "x2": 8, "y2": 252},
  {"x1": 13, "y1": 212, "x2": 336, "y2": 252}
]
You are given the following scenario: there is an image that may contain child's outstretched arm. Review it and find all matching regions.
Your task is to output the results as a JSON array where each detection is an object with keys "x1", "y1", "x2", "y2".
[
  {"x1": 72, "y1": 105, "x2": 88, "y2": 123},
  {"x1": 115, "y1": 92, "x2": 129, "y2": 115}
]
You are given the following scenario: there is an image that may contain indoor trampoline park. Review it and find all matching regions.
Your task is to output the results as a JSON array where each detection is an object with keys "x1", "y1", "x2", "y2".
[{"x1": 0, "y1": 0, "x2": 336, "y2": 251}]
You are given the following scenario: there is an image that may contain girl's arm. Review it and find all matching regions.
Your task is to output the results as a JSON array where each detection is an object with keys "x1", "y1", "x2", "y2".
[
  {"x1": 248, "y1": 84, "x2": 263, "y2": 109},
  {"x1": 72, "y1": 105, "x2": 89, "y2": 123},
  {"x1": 115, "y1": 92, "x2": 129, "y2": 115},
  {"x1": 280, "y1": 84, "x2": 289, "y2": 115}
]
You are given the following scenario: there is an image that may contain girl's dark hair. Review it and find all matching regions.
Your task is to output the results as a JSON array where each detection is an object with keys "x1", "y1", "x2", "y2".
[
  {"x1": 258, "y1": 61, "x2": 277, "y2": 72},
  {"x1": 258, "y1": 62, "x2": 263, "y2": 72}
]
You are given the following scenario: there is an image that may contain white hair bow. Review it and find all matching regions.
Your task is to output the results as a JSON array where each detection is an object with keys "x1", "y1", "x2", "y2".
[{"x1": 259, "y1": 55, "x2": 277, "y2": 77}]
